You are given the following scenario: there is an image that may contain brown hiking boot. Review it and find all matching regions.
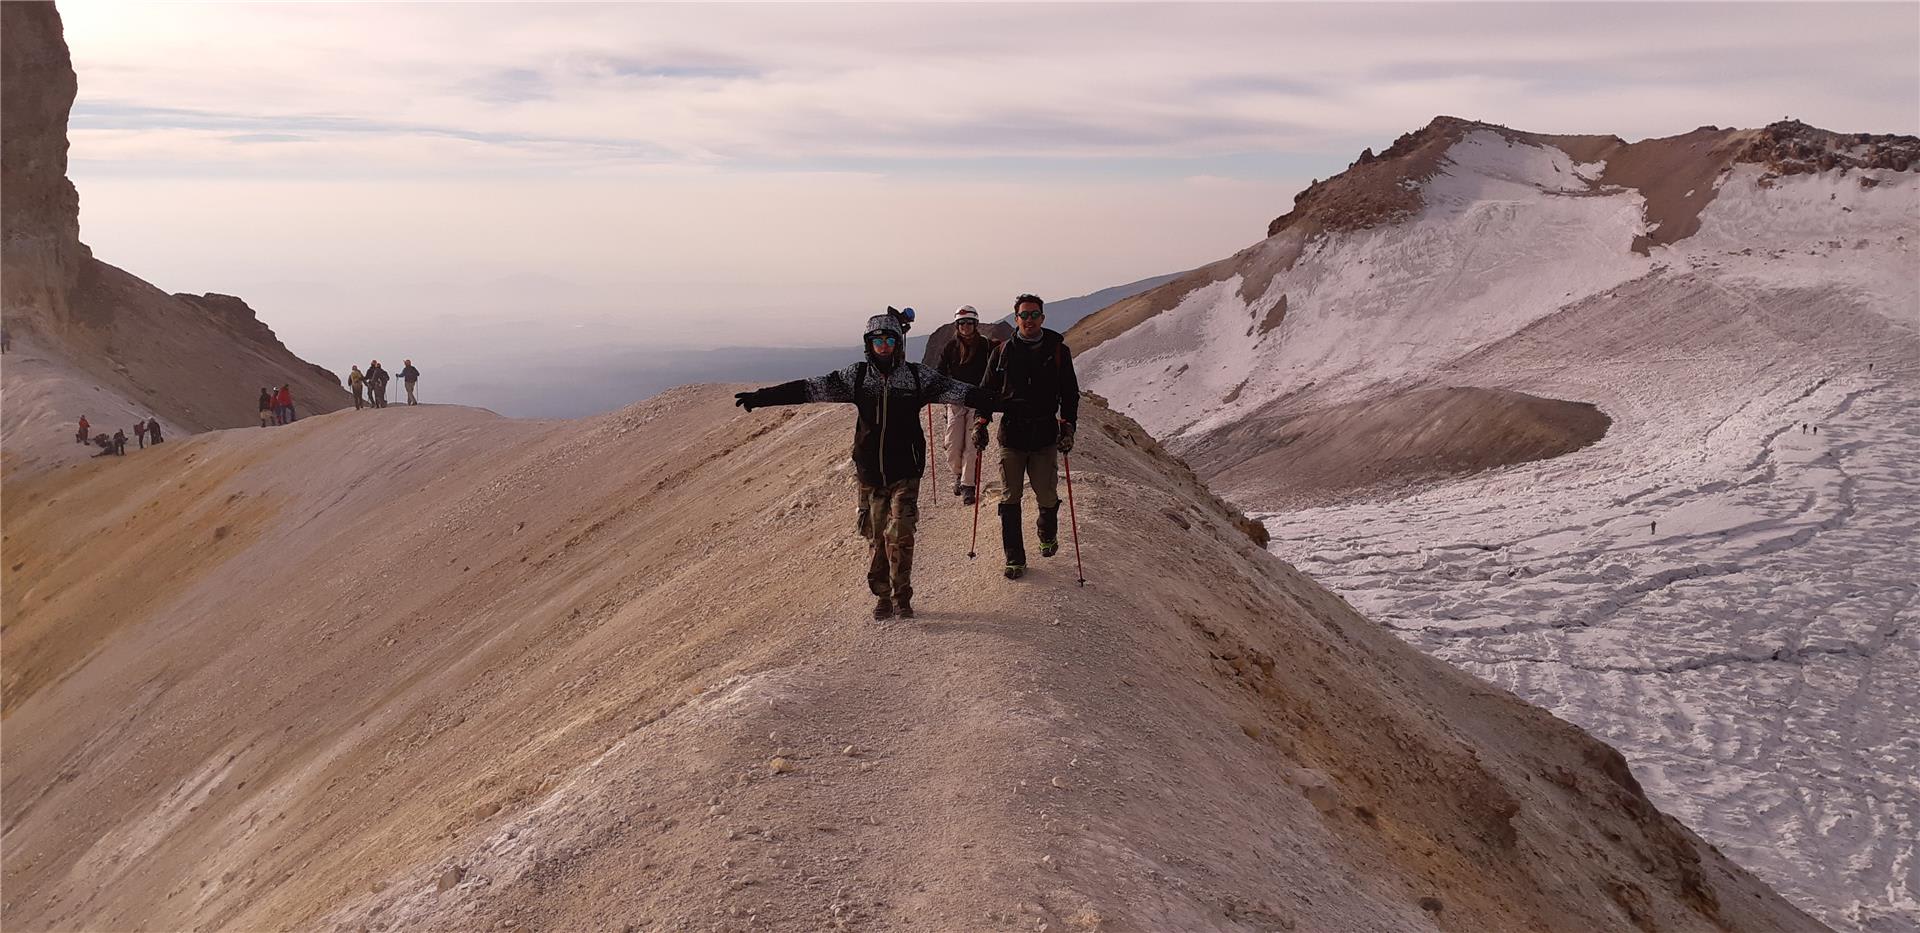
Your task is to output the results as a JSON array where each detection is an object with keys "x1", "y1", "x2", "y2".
[
  {"x1": 872, "y1": 597, "x2": 895, "y2": 621},
  {"x1": 895, "y1": 597, "x2": 913, "y2": 619}
]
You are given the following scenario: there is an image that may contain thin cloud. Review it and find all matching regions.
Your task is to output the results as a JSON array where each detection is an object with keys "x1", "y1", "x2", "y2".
[
  {"x1": 51, "y1": 1, "x2": 1920, "y2": 374},
  {"x1": 61, "y1": 2, "x2": 1919, "y2": 174}
]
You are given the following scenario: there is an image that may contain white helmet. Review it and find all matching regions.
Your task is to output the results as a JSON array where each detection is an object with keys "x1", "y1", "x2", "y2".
[{"x1": 954, "y1": 305, "x2": 980, "y2": 323}]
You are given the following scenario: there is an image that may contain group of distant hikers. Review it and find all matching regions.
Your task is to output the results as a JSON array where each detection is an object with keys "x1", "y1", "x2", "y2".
[
  {"x1": 257, "y1": 384, "x2": 302, "y2": 426},
  {"x1": 73, "y1": 414, "x2": 163, "y2": 457},
  {"x1": 69, "y1": 359, "x2": 422, "y2": 458},
  {"x1": 734, "y1": 295, "x2": 1078, "y2": 620},
  {"x1": 344, "y1": 359, "x2": 420, "y2": 411}
]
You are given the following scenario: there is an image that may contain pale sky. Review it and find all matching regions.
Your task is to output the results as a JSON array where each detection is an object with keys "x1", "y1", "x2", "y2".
[{"x1": 59, "y1": 2, "x2": 1920, "y2": 377}]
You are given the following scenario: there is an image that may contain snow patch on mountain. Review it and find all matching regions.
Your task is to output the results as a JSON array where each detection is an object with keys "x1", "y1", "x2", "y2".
[
  {"x1": 1078, "y1": 130, "x2": 1656, "y2": 439},
  {"x1": 1072, "y1": 122, "x2": 1920, "y2": 932}
]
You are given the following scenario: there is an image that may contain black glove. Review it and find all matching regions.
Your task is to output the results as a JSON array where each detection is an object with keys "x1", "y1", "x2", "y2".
[
  {"x1": 737, "y1": 380, "x2": 806, "y2": 411},
  {"x1": 972, "y1": 418, "x2": 990, "y2": 450},
  {"x1": 1056, "y1": 420, "x2": 1076, "y2": 454}
]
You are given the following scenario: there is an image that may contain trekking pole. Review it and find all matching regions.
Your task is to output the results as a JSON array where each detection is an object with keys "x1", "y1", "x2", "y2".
[
  {"x1": 1063, "y1": 453, "x2": 1085, "y2": 586},
  {"x1": 927, "y1": 407, "x2": 937, "y2": 492},
  {"x1": 967, "y1": 446, "x2": 984, "y2": 558}
]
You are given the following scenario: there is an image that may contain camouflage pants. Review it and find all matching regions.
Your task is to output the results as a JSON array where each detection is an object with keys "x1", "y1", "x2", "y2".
[{"x1": 860, "y1": 478, "x2": 920, "y2": 603}]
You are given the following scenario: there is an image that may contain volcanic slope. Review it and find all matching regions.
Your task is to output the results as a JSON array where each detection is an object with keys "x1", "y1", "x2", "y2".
[
  {"x1": 1068, "y1": 117, "x2": 1920, "y2": 931},
  {"x1": 0, "y1": 389, "x2": 1821, "y2": 932}
]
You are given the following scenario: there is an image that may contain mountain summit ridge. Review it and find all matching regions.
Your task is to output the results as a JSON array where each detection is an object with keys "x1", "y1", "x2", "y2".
[{"x1": 0, "y1": 387, "x2": 1825, "y2": 932}]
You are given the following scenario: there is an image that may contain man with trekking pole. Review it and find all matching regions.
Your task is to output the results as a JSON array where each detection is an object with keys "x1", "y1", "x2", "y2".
[
  {"x1": 733, "y1": 310, "x2": 1010, "y2": 621},
  {"x1": 972, "y1": 293, "x2": 1080, "y2": 581}
]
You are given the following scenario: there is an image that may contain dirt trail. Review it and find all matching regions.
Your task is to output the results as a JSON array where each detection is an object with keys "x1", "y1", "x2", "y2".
[{"x1": 1, "y1": 389, "x2": 1820, "y2": 932}]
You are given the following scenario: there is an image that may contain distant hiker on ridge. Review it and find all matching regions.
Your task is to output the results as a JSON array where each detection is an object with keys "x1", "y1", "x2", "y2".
[
  {"x1": 258, "y1": 388, "x2": 274, "y2": 427},
  {"x1": 936, "y1": 305, "x2": 992, "y2": 505},
  {"x1": 733, "y1": 311, "x2": 1009, "y2": 621},
  {"x1": 112, "y1": 429, "x2": 127, "y2": 456},
  {"x1": 367, "y1": 360, "x2": 390, "y2": 409},
  {"x1": 399, "y1": 359, "x2": 420, "y2": 405},
  {"x1": 147, "y1": 418, "x2": 164, "y2": 445},
  {"x1": 973, "y1": 293, "x2": 1079, "y2": 580},
  {"x1": 135, "y1": 418, "x2": 149, "y2": 448},
  {"x1": 75, "y1": 415, "x2": 90, "y2": 445},
  {"x1": 348, "y1": 366, "x2": 366, "y2": 410}
]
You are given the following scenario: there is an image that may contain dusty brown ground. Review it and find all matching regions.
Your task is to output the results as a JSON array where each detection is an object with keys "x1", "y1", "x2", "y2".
[
  {"x1": 1182, "y1": 387, "x2": 1612, "y2": 511},
  {"x1": 1, "y1": 387, "x2": 1819, "y2": 932}
]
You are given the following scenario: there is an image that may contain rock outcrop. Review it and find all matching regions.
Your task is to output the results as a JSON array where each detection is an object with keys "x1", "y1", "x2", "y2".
[
  {"x1": 1, "y1": 0, "x2": 89, "y2": 334},
  {"x1": 1, "y1": 1, "x2": 349, "y2": 467}
]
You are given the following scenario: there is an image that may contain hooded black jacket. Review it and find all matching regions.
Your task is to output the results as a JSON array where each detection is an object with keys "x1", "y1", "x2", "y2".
[
  {"x1": 973, "y1": 328, "x2": 1078, "y2": 451},
  {"x1": 748, "y1": 351, "x2": 996, "y2": 487}
]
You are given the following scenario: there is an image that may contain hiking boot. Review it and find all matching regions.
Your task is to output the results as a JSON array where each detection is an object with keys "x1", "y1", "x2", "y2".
[
  {"x1": 1004, "y1": 563, "x2": 1026, "y2": 580},
  {"x1": 872, "y1": 597, "x2": 895, "y2": 621},
  {"x1": 998, "y1": 502, "x2": 1026, "y2": 568},
  {"x1": 952, "y1": 481, "x2": 963, "y2": 497},
  {"x1": 1037, "y1": 505, "x2": 1060, "y2": 557},
  {"x1": 895, "y1": 597, "x2": 914, "y2": 619},
  {"x1": 960, "y1": 485, "x2": 976, "y2": 505}
]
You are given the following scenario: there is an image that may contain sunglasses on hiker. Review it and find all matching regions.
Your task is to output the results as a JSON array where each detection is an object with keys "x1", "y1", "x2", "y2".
[
  {"x1": 1015, "y1": 310, "x2": 1044, "y2": 320},
  {"x1": 868, "y1": 334, "x2": 900, "y2": 346}
]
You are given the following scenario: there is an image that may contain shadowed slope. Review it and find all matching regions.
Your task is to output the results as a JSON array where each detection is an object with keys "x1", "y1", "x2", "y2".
[{"x1": 1185, "y1": 387, "x2": 1611, "y2": 509}]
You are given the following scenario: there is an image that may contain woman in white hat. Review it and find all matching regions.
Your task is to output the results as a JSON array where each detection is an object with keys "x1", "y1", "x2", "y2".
[{"x1": 935, "y1": 305, "x2": 995, "y2": 504}]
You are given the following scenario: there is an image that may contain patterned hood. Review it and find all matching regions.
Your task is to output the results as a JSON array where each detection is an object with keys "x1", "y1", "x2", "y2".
[{"x1": 863, "y1": 313, "x2": 907, "y2": 370}]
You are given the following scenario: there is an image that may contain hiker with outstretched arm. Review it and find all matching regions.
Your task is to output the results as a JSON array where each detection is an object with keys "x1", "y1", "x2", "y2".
[
  {"x1": 399, "y1": 359, "x2": 420, "y2": 405},
  {"x1": 973, "y1": 293, "x2": 1079, "y2": 580},
  {"x1": 348, "y1": 366, "x2": 366, "y2": 411},
  {"x1": 937, "y1": 305, "x2": 993, "y2": 505},
  {"x1": 840, "y1": 306, "x2": 914, "y2": 533},
  {"x1": 135, "y1": 419, "x2": 148, "y2": 448},
  {"x1": 733, "y1": 312, "x2": 1008, "y2": 621}
]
